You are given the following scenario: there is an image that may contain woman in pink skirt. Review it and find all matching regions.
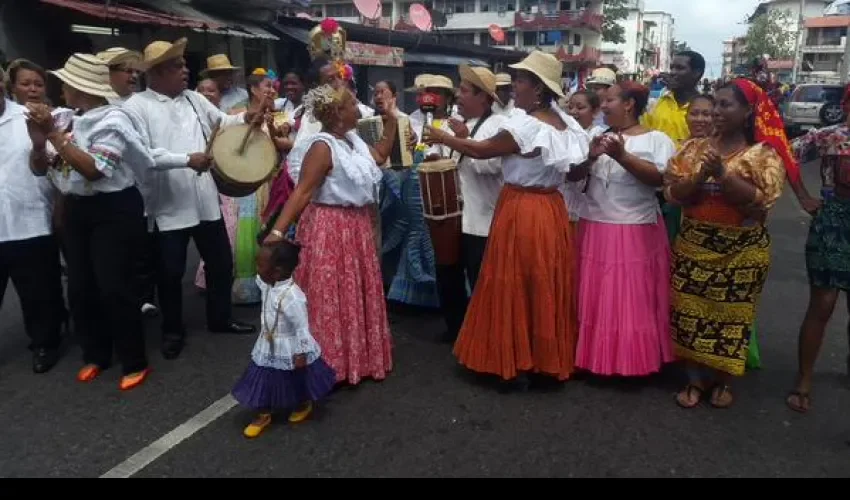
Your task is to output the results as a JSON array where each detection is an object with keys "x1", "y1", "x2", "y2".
[
  {"x1": 263, "y1": 84, "x2": 400, "y2": 385},
  {"x1": 570, "y1": 81, "x2": 676, "y2": 377}
]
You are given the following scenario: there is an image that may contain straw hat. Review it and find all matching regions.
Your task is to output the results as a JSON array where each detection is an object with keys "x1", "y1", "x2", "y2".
[
  {"x1": 96, "y1": 47, "x2": 142, "y2": 68},
  {"x1": 200, "y1": 54, "x2": 240, "y2": 77},
  {"x1": 459, "y1": 64, "x2": 502, "y2": 105},
  {"x1": 586, "y1": 67, "x2": 616, "y2": 87},
  {"x1": 509, "y1": 50, "x2": 565, "y2": 98},
  {"x1": 495, "y1": 72, "x2": 512, "y2": 87},
  {"x1": 49, "y1": 53, "x2": 118, "y2": 100},
  {"x1": 405, "y1": 73, "x2": 434, "y2": 92},
  {"x1": 422, "y1": 75, "x2": 454, "y2": 91},
  {"x1": 141, "y1": 38, "x2": 187, "y2": 71}
]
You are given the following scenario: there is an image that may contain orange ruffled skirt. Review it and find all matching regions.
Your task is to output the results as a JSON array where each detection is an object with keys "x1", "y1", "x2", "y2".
[{"x1": 453, "y1": 184, "x2": 578, "y2": 381}]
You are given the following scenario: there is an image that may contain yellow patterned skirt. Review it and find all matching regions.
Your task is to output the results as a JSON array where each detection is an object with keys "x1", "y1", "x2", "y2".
[{"x1": 671, "y1": 218, "x2": 771, "y2": 376}]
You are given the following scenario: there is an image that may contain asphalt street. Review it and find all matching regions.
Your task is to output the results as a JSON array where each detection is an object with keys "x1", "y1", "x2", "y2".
[{"x1": 0, "y1": 163, "x2": 848, "y2": 478}]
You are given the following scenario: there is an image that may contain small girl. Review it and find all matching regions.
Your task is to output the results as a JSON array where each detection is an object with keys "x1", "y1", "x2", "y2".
[{"x1": 231, "y1": 240, "x2": 336, "y2": 438}]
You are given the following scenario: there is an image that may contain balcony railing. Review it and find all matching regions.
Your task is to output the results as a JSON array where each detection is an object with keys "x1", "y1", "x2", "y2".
[
  {"x1": 514, "y1": 10, "x2": 603, "y2": 32},
  {"x1": 555, "y1": 45, "x2": 601, "y2": 64}
]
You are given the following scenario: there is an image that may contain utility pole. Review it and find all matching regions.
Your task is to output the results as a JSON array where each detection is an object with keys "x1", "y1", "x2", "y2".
[{"x1": 791, "y1": 0, "x2": 806, "y2": 84}]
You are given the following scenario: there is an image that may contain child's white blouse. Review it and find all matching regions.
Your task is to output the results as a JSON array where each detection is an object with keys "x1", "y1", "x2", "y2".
[{"x1": 251, "y1": 277, "x2": 322, "y2": 371}]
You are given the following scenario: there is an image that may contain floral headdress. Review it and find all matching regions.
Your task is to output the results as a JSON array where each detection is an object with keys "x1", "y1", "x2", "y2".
[
  {"x1": 309, "y1": 18, "x2": 351, "y2": 81},
  {"x1": 252, "y1": 67, "x2": 281, "y2": 95}
]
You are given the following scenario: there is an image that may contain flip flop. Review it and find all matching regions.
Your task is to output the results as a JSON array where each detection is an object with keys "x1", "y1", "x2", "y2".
[
  {"x1": 710, "y1": 384, "x2": 734, "y2": 409},
  {"x1": 786, "y1": 390, "x2": 811, "y2": 414},
  {"x1": 675, "y1": 384, "x2": 705, "y2": 409}
]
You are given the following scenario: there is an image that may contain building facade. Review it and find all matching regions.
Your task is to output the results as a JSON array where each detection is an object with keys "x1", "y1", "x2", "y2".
[
  {"x1": 306, "y1": 0, "x2": 605, "y2": 79},
  {"x1": 799, "y1": 15, "x2": 850, "y2": 83},
  {"x1": 643, "y1": 11, "x2": 674, "y2": 73}
]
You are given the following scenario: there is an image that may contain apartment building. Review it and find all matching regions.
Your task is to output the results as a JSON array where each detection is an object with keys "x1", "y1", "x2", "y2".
[
  {"x1": 307, "y1": 0, "x2": 604, "y2": 69},
  {"x1": 799, "y1": 15, "x2": 850, "y2": 83},
  {"x1": 643, "y1": 10, "x2": 674, "y2": 73}
]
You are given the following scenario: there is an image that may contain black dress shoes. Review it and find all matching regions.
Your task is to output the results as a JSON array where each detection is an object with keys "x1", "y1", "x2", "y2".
[
  {"x1": 161, "y1": 339, "x2": 185, "y2": 360},
  {"x1": 32, "y1": 349, "x2": 60, "y2": 374},
  {"x1": 209, "y1": 321, "x2": 257, "y2": 335}
]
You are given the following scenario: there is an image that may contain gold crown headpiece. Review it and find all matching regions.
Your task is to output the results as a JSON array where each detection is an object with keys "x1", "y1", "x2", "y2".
[{"x1": 309, "y1": 18, "x2": 347, "y2": 62}]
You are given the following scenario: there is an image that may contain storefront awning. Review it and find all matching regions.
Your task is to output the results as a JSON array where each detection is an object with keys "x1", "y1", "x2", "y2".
[
  {"x1": 140, "y1": 0, "x2": 279, "y2": 40},
  {"x1": 40, "y1": 0, "x2": 213, "y2": 29},
  {"x1": 40, "y1": 0, "x2": 279, "y2": 39}
]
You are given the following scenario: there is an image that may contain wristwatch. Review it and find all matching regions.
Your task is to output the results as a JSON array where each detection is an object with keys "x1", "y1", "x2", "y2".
[{"x1": 271, "y1": 229, "x2": 284, "y2": 239}]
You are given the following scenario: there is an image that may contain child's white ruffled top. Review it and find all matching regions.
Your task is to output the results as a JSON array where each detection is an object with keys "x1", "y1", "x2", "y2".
[{"x1": 252, "y1": 277, "x2": 321, "y2": 371}]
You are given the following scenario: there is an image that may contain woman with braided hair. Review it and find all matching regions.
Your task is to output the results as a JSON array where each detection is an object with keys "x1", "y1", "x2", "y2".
[{"x1": 263, "y1": 84, "x2": 398, "y2": 386}]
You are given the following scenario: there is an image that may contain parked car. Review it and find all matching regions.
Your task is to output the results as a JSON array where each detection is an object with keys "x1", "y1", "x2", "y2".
[{"x1": 784, "y1": 84, "x2": 846, "y2": 137}]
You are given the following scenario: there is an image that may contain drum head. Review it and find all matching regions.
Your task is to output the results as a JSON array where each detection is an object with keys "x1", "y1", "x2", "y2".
[
  {"x1": 418, "y1": 158, "x2": 457, "y2": 173},
  {"x1": 211, "y1": 124, "x2": 277, "y2": 185}
]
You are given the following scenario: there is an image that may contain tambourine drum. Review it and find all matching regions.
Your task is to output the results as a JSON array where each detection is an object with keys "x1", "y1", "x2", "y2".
[
  {"x1": 418, "y1": 159, "x2": 462, "y2": 266},
  {"x1": 210, "y1": 124, "x2": 278, "y2": 198}
]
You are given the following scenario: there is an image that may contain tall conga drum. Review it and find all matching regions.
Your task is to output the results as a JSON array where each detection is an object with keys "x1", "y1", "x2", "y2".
[
  {"x1": 418, "y1": 158, "x2": 462, "y2": 266},
  {"x1": 210, "y1": 124, "x2": 278, "y2": 198}
]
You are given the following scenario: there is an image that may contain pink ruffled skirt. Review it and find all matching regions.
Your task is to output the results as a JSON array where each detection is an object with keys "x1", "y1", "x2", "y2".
[{"x1": 575, "y1": 218, "x2": 674, "y2": 376}]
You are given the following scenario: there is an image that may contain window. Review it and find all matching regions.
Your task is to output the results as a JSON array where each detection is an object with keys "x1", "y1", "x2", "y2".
[
  {"x1": 522, "y1": 31, "x2": 538, "y2": 46},
  {"x1": 326, "y1": 3, "x2": 357, "y2": 17},
  {"x1": 481, "y1": 0, "x2": 494, "y2": 12},
  {"x1": 573, "y1": 33, "x2": 581, "y2": 45},
  {"x1": 382, "y1": 2, "x2": 393, "y2": 16},
  {"x1": 498, "y1": 0, "x2": 516, "y2": 11},
  {"x1": 433, "y1": 0, "x2": 476, "y2": 13},
  {"x1": 444, "y1": 33, "x2": 476, "y2": 44},
  {"x1": 560, "y1": 0, "x2": 571, "y2": 10}
]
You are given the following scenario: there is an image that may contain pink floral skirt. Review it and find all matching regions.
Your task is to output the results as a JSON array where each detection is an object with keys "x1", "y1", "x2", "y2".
[{"x1": 294, "y1": 202, "x2": 392, "y2": 385}]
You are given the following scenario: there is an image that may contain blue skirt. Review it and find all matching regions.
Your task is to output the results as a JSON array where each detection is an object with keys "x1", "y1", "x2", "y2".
[{"x1": 232, "y1": 359, "x2": 336, "y2": 411}]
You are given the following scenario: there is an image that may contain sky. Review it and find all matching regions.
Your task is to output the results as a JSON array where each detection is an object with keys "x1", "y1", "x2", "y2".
[{"x1": 645, "y1": 0, "x2": 764, "y2": 78}]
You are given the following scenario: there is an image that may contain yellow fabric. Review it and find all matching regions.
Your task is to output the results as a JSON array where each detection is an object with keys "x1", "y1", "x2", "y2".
[
  {"x1": 641, "y1": 91, "x2": 690, "y2": 146},
  {"x1": 666, "y1": 138, "x2": 787, "y2": 211}
]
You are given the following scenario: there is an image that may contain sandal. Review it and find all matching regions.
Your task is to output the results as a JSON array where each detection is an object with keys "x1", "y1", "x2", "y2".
[
  {"x1": 675, "y1": 384, "x2": 705, "y2": 409},
  {"x1": 709, "y1": 384, "x2": 734, "y2": 409},
  {"x1": 786, "y1": 390, "x2": 811, "y2": 414}
]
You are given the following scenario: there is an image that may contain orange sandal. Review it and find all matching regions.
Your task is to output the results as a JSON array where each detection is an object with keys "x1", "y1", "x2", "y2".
[
  {"x1": 77, "y1": 364, "x2": 102, "y2": 383},
  {"x1": 119, "y1": 368, "x2": 151, "y2": 391}
]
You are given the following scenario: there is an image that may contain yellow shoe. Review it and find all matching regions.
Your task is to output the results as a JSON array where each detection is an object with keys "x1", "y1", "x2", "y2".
[
  {"x1": 243, "y1": 413, "x2": 272, "y2": 438},
  {"x1": 288, "y1": 402, "x2": 313, "y2": 424}
]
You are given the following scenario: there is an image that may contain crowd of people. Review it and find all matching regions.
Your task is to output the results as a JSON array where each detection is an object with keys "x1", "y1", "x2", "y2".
[{"x1": 1, "y1": 22, "x2": 848, "y2": 439}]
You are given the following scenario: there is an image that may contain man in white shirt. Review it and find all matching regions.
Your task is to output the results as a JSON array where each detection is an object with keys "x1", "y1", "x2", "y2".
[
  {"x1": 97, "y1": 47, "x2": 142, "y2": 106},
  {"x1": 0, "y1": 75, "x2": 65, "y2": 373},
  {"x1": 438, "y1": 65, "x2": 506, "y2": 343},
  {"x1": 200, "y1": 54, "x2": 249, "y2": 113},
  {"x1": 492, "y1": 72, "x2": 516, "y2": 117},
  {"x1": 124, "y1": 38, "x2": 259, "y2": 360}
]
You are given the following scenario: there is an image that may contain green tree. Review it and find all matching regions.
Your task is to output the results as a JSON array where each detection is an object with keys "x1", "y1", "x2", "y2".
[
  {"x1": 602, "y1": 0, "x2": 628, "y2": 44},
  {"x1": 742, "y1": 8, "x2": 796, "y2": 60}
]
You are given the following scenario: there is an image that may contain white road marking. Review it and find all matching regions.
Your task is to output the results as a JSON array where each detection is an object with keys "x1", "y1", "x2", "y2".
[{"x1": 100, "y1": 394, "x2": 237, "y2": 478}]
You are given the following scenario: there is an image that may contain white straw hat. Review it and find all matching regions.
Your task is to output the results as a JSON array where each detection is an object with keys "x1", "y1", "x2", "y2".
[
  {"x1": 509, "y1": 50, "x2": 565, "y2": 98},
  {"x1": 459, "y1": 64, "x2": 502, "y2": 105},
  {"x1": 495, "y1": 72, "x2": 512, "y2": 87},
  {"x1": 49, "y1": 53, "x2": 118, "y2": 100},
  {"x1": 141, "y1": 38, "x2": 188, "y2": 72}
]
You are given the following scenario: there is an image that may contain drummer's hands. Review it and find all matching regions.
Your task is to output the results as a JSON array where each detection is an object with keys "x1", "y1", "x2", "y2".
[
  {"x1": 187, "y1": 153, "x2": 213, "y2": 173},
  {"x1": 423, "y1": 125, "x2": 448, "y2": 145},
  {"x1": 245, "y1": 95, "x2": 274, "y2": 127},
  {"x1": 448, "y1": 118, "x2": 469, "y2": 139}
]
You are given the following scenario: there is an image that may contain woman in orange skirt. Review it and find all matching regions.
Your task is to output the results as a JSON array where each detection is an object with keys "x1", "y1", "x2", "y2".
[{"x1": 425, "y1": 51, "x2": 589, "y2": 388}]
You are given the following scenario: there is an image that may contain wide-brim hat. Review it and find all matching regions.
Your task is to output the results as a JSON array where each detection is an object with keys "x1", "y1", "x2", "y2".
[
  {"x1": 495, "y1": 72, "x2": 512, "y2": 87},
  {"x1": 96, "y1": 47, "x2": 143, "y2": 69},
  {"x1": 200, "y1": 54, "x2": 240, "y2": 77},
  {"x1": 586, "y1": 67, "x2": 616, "y2": 87},
  {"x1": 405, "y1": 73, "x2": 434, "y2": 92},
  {"x1": 422, "y1": 74, "x2": 454, "y2": 92},
  {"x1": 459, "y1": 64, "x2": 502, "y2": 106},
  {"x1": 49, "y1": 53, "x2": 118, "y2": 100},
  {"x1": 509, "y1": 50, "x2": 564, "y2": 98},
  {"x1": 142, "y1": 38, "x2": 187, "y2": 72}
]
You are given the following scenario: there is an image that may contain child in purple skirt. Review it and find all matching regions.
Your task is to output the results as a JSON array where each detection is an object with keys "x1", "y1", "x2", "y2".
[{"x1": 232, "y1": 240, "x2": 336, "y2": 438}]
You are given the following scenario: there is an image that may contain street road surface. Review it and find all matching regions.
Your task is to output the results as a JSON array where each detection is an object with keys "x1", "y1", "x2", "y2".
[{"x1": 0, "y1": 164, "x2": 848, "y2": 478}]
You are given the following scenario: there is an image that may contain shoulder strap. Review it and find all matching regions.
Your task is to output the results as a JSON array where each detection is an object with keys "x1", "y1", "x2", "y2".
[{"x1": 455, "y1": 110, "x2": 493, "y2": 163}]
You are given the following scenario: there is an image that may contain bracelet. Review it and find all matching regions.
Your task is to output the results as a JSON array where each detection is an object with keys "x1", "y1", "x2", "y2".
[{"x1": 271, "y1": 229, "x2": 284, "y2": 238}]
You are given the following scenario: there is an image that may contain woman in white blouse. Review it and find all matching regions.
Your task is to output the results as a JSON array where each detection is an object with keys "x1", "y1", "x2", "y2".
[
  {"x1": 570, "y1": 81, "x2": 676, "y2": 377},
  {"x1": 425, "y1": 51, "x2": 589, "y2": 389},
  {"x1": 27, "y1": 54, "x2": 158, "y2": 391},
  {"x1": 0, "y1": 67, "x2": 65, "y2": 374},
  {"x1": 263, "y1": 84, "x2": 399, "y2": 386}
]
